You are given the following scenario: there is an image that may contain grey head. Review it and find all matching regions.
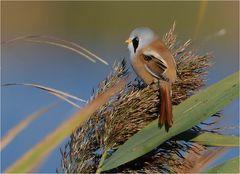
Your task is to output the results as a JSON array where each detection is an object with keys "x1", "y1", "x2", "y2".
[{"x1": 126, "y1": 27, "x2": 156, "y2": 58}]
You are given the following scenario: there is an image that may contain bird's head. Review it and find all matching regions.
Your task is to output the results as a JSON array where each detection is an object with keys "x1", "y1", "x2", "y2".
[{"x1": 126, "y1": 27, "x2": 155, "y2": 57}]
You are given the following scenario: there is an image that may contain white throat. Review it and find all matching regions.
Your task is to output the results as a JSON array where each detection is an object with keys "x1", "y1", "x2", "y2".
[
  {"x1": 127, "y1": 27, "x2": 155, "y2": 61},
  {"x1": 128, "y1": 36, "x2": 154, "y2": 60}
]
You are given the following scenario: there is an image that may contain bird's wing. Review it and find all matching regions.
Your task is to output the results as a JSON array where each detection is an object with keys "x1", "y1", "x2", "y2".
[{"x1": 142, "y1": 49, "x2": 168, "y2": 80}]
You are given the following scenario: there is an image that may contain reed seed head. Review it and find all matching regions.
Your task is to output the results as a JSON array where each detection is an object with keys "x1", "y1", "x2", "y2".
[{"x1": 59, "y1": 23, "x2": 212, "y2": 173}]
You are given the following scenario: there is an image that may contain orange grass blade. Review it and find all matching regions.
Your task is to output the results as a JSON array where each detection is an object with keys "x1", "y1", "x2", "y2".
[
  {"x1": 4, "y1": 78, "x2": 128, "y2": 173},
  {"x1": 2, "y1": 83, "x2": 85, "y2": 108},
  {"x1": 1, "y1": 103, "x2": 56, "y2": 151},
  {"x1": 194, "y1": 0, "x2": 208, "y2": 39},
  {"x1": 189, "y1": 147, "x2": 227, "y2": 173}
]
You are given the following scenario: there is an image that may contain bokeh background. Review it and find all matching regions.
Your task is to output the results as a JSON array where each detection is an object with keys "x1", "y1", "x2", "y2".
[{"x1": 1, "y1": 1, "x2": 239, "y2": 173}]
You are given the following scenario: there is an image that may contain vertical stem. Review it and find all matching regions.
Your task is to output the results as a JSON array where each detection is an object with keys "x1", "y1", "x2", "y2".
[{"x1": 96, "y1": 148, "x2": 108, "y2": 174}]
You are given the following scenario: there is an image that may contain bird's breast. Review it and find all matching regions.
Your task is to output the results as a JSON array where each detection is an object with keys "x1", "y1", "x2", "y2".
[{"x1": 131, "y1": 55, "x2": 155, "y2": 85}]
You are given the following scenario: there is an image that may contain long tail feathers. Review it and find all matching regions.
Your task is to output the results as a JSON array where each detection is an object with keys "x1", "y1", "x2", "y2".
[{"x1": 158, "y1": 81, "x2": 173, "y2": 131}]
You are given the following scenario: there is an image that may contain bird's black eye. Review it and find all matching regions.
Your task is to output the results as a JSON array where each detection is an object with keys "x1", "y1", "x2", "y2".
[{"x1": 132, "y1": 37, "x2": 139, "y2": 53}]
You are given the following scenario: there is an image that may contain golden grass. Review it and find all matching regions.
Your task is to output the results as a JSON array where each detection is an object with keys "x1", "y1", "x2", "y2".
[
  {"x1": 1, "y1": 103, "x2": 56, "y2": 151},
  {"x1": 194, "y1": 0, "x2": 208, "y2": 39},
  {"x1": 4, "y1": 77, "x2": 128, "y2": 173},
  {"x1": 187, "y1": 147, "x2": 227, "y2": 173}
]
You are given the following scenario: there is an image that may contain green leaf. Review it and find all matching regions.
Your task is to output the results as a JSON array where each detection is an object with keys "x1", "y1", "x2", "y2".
[
  {"x1": 101, "y1": 71, "x2": 239, "y2": 172},
  {"x1": 206, "y1": 157, "x2": 240, "y2": 173},
  {"x1": 191, "y1": 132, "x2": 240, "y2": 147}
]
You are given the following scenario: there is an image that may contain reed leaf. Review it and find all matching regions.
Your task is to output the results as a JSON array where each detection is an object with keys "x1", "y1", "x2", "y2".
[
  {"x1": 4, "y1": 78, "x2": 127, "y2": 173},
  {"x1": 100, "y1": 71, "x2": 239, "y2": 172},
  {"x1": 191, "y1": 132, "x2": 240, "y2": 147},
  {"x1": 205, "y1": 156, "x2": 240, "y2": 173}
]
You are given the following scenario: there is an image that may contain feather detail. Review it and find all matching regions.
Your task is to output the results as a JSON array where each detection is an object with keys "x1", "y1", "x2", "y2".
[
  {"x1": 158, "y1": 81, "x2": 173, "y2": 131},
  {"x1": 144, "y1": 64, "x2": 161, "y2": 79},
  {"x1": 143, "y1": 49, "x2": 168, "y2": 68},
  {"x1": 142, "y1": 49, "x2": 168, "y2": 80}
]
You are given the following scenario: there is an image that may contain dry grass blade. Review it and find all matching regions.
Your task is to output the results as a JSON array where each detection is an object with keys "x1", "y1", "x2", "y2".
[
  {"x1": 2, "y1": 83, "x2": 85, "y2": 108},
  {"x1": 4, "y1": 77, "x2": 128, "y2": 173},
  {"x1": 49, "y1": 91, "x2": 81, "y2": 109},
  {"x1": 35, "y1": 35, "x2": 109, "y2": 65},
  {"x1": 2, "y1": 35, "x2": 109, "y2": 65},
  {"x1": 1, "y1": 103, "x2": 56, "y2": 151},
  {"x1": 25, "y1": 39, "x2": 96, "y2": 63},
  {"x1": 1, "y1": 36, "x2": 30, "y2": 45},
  {"x1": 63, "y1": 40, "x2": 108, "y2": 65}
]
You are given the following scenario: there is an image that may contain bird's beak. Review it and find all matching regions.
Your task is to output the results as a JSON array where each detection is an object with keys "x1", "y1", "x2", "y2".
[{"x1": 125, "y1": 38, "x2": 132, "y2": 44}]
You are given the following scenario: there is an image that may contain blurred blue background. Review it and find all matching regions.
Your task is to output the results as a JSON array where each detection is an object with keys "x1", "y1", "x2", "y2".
[{"x1": 1, "y1": 1, "x2": 239, "y2": 172}]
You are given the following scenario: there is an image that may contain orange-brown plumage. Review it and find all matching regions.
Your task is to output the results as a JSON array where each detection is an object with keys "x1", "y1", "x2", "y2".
[{"x1": 126, "y1": 27, "x2": 176, "y2": 131}]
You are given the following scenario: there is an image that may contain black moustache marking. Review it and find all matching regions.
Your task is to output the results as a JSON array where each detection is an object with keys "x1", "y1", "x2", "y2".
[{"x1": 132, "y1": 37, "x2": 139, "y2": 53}]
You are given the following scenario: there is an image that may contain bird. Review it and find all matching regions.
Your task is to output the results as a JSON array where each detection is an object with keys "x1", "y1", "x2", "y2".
[{"x1": 125, "y1": 27, "x2": 176, "y2": 131}]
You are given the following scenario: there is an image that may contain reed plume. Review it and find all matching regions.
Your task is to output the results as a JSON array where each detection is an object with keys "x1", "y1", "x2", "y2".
[{"x1": 59, "y1": 23, "x2": 213, "y2": 173}]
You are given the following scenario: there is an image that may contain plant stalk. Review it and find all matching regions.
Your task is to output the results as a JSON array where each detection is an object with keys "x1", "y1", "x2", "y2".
[{"x1": 96, "y1": 148, "x2": 109, "y2": 174}]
